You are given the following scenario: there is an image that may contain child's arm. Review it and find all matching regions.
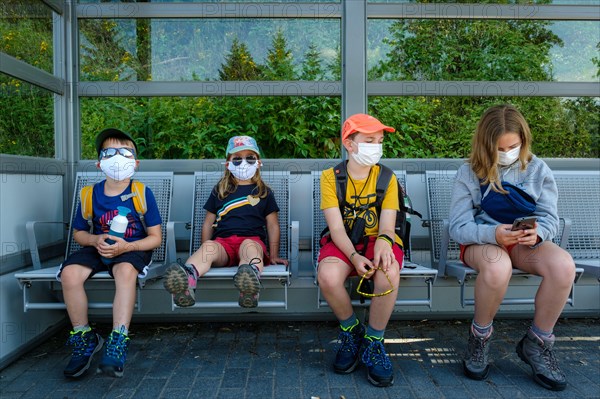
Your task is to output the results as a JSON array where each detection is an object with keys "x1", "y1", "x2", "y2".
[
  {"x1": 323, "y1": 207, "x2": 373, "y2": 276},
  {"x1": 374, "y1": 208, "x2": 396, "y2": 272},
  {"x1": 201, "y1": 211, "x2": 216, "y2": 243},
  {"x1": 266, "y1": 212, "x2": 287, "y2": 265},
  {"x1": 73, "y1": 229, "x2": 106, "y2": 249},
  {"x1": 97, "y1": 225, "x2": 162, "y2": 259}
]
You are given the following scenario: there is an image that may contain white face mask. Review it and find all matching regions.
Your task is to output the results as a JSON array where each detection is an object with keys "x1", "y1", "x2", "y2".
[
  {"x1": 498, "y1": 145, "x2": 521, "y2": 166},
  {"x1": 100, "y1": 155, "x2": 136, "y2": 181},
  {"x1": 227, "y1": 160, "x2": 259, "y2": 181},
  {"x1": 350, "y1": 142, "x2": 383, "y2": 167}
]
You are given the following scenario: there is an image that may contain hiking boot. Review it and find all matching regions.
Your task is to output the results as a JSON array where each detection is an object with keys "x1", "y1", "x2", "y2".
[
  {"x1": 233, "y1": 263, "x2": 261, "y2": 308},
  {"x1": 63, "y1": 329, "x2": 104, "y2": 378},
  {"x1": 333, "y1": 323, "x2": 365, "y2": 374},
  {"x1": 98, "y1": 330, "x2": 130, "y2": 378},
  {"x1": 163, "y1": 260, "x2": 197, "y2": 307},
  {"x1": 361, "y1": 337, "x2": 394, "y2": 387},
  {"x1": 516, "y1": 329, "x2": 567, "y2": 391},
  {"x1": 463, "y1": 325, "x2": 492, "y2": 380}
]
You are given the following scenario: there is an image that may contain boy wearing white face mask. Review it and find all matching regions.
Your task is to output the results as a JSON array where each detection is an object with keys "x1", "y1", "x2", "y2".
[
  {"x1": 449, "y1": 105, "x2": 575, "y2": 391},
  {"x1": 164, "y1": 135, "x2": 288, "y2": 309},
  {"x1": 318, "y1": 113, "x2": 402, "y2": 388},
  {"x1": 60, "y1": 128, "x2": 162, "y2": 379}
]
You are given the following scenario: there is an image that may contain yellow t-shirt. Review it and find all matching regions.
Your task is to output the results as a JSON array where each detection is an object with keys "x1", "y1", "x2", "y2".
[{"x1": 320, "y1": 164, "x2": 402, "y2": 246}]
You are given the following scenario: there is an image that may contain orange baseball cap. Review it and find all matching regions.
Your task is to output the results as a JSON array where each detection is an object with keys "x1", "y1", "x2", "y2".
[{"x1": 341, "y1": 113, "x2": 395, "y2": 141}]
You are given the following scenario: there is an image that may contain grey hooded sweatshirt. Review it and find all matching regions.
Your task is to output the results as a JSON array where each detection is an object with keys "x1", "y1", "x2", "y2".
[{"x1": 449, "y1": 155, "x2": 559, "y2": 246}]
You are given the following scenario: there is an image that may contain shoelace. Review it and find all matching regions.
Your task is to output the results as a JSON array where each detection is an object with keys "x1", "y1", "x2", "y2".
[
  {"x1": 105, "y1": 332, "x2": 130, "y2": 360},
  {"x1": 337, "y1": 330, "x2": 359, "y2": 354},
  {"x1": 468, "y1": 335, "x2": 487, "y2": 363},
  {"x1": 361, "y1": 339, "x2": 392, "y2": 370},
  {"x1": 67, "y1": 331, "x2": 92, "y2": 357},
  {"x1": 541, "y1": 345, "x2": 562, "y2": 373}
]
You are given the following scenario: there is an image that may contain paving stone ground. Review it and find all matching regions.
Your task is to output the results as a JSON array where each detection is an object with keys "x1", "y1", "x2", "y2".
[{"x1": 1, "y1": 318, "x2": 598, "y2": 399}]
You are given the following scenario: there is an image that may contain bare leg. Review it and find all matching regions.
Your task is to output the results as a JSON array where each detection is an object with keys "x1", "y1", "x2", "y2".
[
  {"x1": 511, "y1": 242, "x2": 576, "y2": 331},
  {"x1": 317, "y1": 257, "x2": 354, "y2": 321},
  {"x1": 61, "y1": 265, "x2": 93, "y2": 327},
  {"x1": 366, "y1": 261, "x2": 400, "y2": 331},
  {"x1": 239, "y1": 239, "x2": 264, "y2": 272},
  {"x1": 187, "y1": 240, "x2": 229, "y2": 276},
  {"x1": 111, "y1": 263, "x2": 139, "y2": 330},
  {"x1": 464, "y1": 244, "x2": 513, "y2": 325}
]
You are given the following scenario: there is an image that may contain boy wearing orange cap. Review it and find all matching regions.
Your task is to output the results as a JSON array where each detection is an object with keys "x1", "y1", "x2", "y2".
[{"x1": 318, "y1": 113, "x2": 401, "y2": 387}]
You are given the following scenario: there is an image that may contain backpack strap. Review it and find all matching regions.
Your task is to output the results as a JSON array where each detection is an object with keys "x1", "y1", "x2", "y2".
[
  {"x1": 80, "y1": 184, "x2": 95, "y2": 231},
  {"x1": 120, "y1": 180, "x2": 147, "y2": 231}
]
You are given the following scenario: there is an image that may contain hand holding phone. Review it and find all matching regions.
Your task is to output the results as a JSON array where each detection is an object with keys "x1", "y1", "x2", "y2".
[{"x1": 511, "y1": 216, "x2": 537, "y2": 231}]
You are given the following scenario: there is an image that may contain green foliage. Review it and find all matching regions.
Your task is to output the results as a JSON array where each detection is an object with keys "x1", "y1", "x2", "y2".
[{"x1": 2, "y1": 8, "x2": 598, "y2": 160}]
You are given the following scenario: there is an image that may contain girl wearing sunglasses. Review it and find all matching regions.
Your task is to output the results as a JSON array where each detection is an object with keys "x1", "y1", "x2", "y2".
[{"x1": 164, "y1": 135, "x2": 288, "y2": 308}]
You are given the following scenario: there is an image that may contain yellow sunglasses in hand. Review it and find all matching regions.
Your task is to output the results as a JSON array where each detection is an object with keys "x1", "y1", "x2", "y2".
[{"x1": 356, "y1": 266, "x2": 395, "y2": 298}]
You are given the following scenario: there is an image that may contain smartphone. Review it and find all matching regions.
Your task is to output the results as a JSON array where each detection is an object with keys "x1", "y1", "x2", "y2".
[{"x1": 511, "y1": 216, "x2": 537, "y2": 231}]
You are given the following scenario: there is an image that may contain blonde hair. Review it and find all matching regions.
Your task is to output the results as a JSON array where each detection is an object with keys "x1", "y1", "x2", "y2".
[
  {"x1": 216, "y1": 154, "x2": 269, "y2": 200},
  {"x1": 469, "y1": 104, "x2": 533, "y2": 193}
]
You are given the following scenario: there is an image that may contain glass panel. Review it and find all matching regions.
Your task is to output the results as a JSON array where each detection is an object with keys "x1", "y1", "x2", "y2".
[
  {"x1": 79, "y1": 18, "x2": 340, "y2": 81},
  {"x1": 368, "y1": 96, "x2": 599, "y2": 158},
  {"x1": 368, "y1": 19, "x2": 599, "y2": 82},
  {"x1": 368, "y1": 0, "x2": 598, "y2": 4},
  {"x1": 80, "y1": 96, "x2": 341, "y2": 159},
  {"x1": 0, "y1": 0, "x2": 53, "y2": 73},
  {"x1": 80, "y1": 0, "x2": 338, "y2": 2},
  {"x1": 0, "y1": 74, "x2": 55, "y2": 157}
]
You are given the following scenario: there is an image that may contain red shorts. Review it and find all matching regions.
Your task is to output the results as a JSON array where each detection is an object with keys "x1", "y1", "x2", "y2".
[
  {"x1": 459, "y1": 243, "x2": 516, "y2": 267},
  {"x1": 213, "y1": 235, "x2": 270, "y2": 266},
  {"x1": 318, "y1": 235, "x2": 404, "y2": 276}
]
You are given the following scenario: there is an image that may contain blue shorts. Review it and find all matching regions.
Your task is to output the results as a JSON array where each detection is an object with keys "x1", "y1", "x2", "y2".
[{"x1": 59, "y1": 246, "x2": 152, "y2": 280}]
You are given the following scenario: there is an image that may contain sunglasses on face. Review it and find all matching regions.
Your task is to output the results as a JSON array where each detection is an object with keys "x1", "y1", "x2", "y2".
[
  {"x1": 99, "y1": 147, "x2": 136, "y2": 160},
  {"x1": 230, "y1": 156, "x2": 258, "y2": 166}
]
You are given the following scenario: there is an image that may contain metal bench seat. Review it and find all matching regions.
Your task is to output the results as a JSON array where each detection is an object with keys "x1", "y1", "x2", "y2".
[
  {"x1": 167, "y1": 171, "x2": 299, "y2": 310},
  {"x1": 311, "y1": 170, "x2": 438, "y2": 308},
  {"x1": 425, "y1": 170, "x2": 583, "y2": 307},
  {"x1": 554, "y1": 171, "x2": 600, "y2": 281},
  {"x1": 14, "y1": 171, "x2": 173, "y2": 312}
]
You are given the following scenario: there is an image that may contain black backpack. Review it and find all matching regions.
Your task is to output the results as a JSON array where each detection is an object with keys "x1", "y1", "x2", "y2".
[{"x1": 322, "y1": 161, "x2": 422, "y2": 257}]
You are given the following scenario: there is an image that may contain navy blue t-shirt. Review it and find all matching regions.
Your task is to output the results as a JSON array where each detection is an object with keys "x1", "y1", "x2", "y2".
[
  {"x1": 72, "y1": 180, "x2": 162, "y2": 242},
  {"x1": 203, "y1": 184, "x2": 279, "y2": 242}
]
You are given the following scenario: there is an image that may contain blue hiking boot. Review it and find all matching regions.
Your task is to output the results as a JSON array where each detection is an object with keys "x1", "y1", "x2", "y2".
[
  {"x1": 98, "y1": 330, "x2": 130, "y2": 378},
  {"x1": 164, "y1": 259, "x2": 197, "y2": 307},
  {"x1": 63, "y1": 329, "x2": 104, "y2": 378},
  {"x1": 361, "y1": 337, "x2": 394, "y2": 387},
  {"x1": 333, "y1": 323, "x2": 365, "y2": 374}
]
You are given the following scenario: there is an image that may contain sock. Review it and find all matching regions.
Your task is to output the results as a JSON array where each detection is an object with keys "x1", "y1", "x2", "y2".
[
  {"x1": 113, "y1": 325, "x2": 129, "y2": 336},
  {"x1": 340, "y1": 314, "x2": 359, "y2": 331},
  {"x1": 365, "y1": 325, "x2": 385, "y2": 341},
  {"x1": 472, "y1": 320, "x2": 493, "y2": 338},
  {"x1": 73, "y1": 325, "x2": 91, "y2": 333},
  {"x1": 531, "y1": 323, "x2": 553, "y2": 339},
  {"x1": 188, "y1": 263, "x2": 200, "y2": 280}
]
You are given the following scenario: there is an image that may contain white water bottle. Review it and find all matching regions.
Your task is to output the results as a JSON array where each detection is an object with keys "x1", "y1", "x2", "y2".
[{"x1": 101, "y1": 206, "x2": 130, "y2": 265}]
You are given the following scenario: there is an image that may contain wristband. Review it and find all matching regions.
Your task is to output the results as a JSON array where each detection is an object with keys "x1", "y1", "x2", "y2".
[
  {"x1": 349, "y1": 251, "x2": 358, "y2": 262},
  {"x1": 377, "y1": 234, "x2": 394, "y2": 246}
]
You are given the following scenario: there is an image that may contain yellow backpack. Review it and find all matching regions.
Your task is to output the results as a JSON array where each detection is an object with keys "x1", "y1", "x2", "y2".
[{"x1": 80, "y1": 180, "x2": 148, "y2": 231}]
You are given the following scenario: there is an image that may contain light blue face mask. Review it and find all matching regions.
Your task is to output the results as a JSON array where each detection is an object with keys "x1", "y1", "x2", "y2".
[{"x1": 498, "y1": 145, "x2": 521, "y2": 166}]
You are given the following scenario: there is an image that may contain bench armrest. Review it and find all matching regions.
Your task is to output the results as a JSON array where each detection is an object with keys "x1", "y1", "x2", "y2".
[
  {"x1": 558, "y1": 217, "x2": 572, "y2": 250},
  {"x1": 438, "y1": 219, "x2": 451, "y2": 277},
  {"x1": 289, "y1": 220, "x2": 299, "y2": 279},
  {"x1": 26, "y1": 221, "x2": 68, "y2": 270},
  {"x1": 166, "y1": 221, "x2": 190, "y2": 264}
]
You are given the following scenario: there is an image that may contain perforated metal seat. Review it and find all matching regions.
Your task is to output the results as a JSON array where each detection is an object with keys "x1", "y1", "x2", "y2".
[
  {"x1": 424, "y1": 170, "x2": 583, "y2": 307},
  {"x1": 311, "y1": 169, "x2": 437, "y2": 308},
  {"x1": 554, "y1": 171, "x2": 600, "y2": 281},
  {"x1": 14, "y1": 172, "x2": 173, "y2": 312},
  {"x1": 167, "y1": 171, "x2": 298, "y2": 309}
]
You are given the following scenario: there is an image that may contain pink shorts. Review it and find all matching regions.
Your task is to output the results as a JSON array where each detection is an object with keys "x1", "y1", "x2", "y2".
[
  {"x1": 213, "y1": 235, "x2": 270, "y2": 266},
  {"x1": 318, "y1": 235, "x2": 404, "y2": 277},
  {"x1": 459, "y1": 243, "x2": 517, "y2": 267}
]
